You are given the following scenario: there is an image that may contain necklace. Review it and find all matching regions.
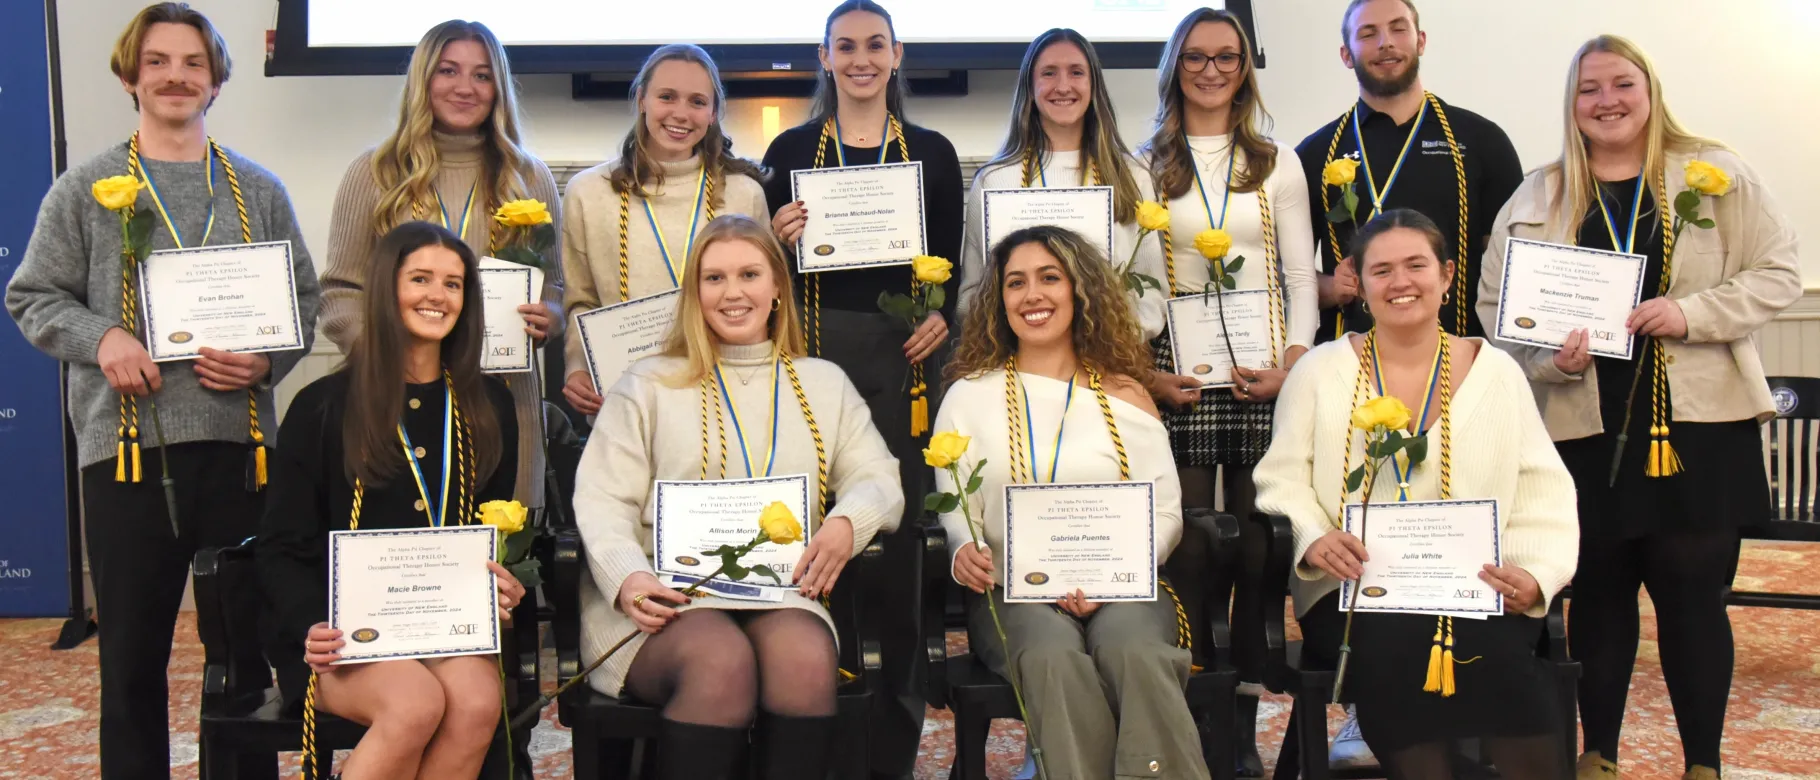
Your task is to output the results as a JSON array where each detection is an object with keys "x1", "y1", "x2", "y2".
[{"x1": 731, "y1": 363, "x2": 767, "y2": 386}]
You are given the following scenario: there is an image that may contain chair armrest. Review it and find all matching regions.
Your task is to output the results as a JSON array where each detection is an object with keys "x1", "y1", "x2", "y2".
[
  {"x1": 192, "y1": 538, "x2": 261, "y2": 712},
  {"x1": 505, "y1": 586, "x2": 541, "y2": 707},
  {"x1": 1248, "y1": 512, "x2": 1295, "y2": 683},
  {"x1": 1183, "y1": 509, "x2": 1240, "y2": 657},
  {"x1": 1541, "y1": 593, "x2": 1569, "y2": 662},
  {"x1": 548, "y1": 528, "x2": 584, "y2": 690},
  {"x1": 851, "y1": 538, "x2": 888, "y2": 700},
  {"x1": 920, "y1": 522, "x2": 950, "y2": 709}
]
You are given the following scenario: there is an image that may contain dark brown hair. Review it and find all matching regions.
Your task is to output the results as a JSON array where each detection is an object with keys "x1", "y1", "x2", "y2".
[
  {"x1": 810, "y1": 0, "x2": 910, "y2": 123},
  {"x1": 342, "y1": 221, "x2": 501, "y2": 488},
  {"x1": 1143, "y1": 8, "x2": 1277, "y2": 198},
  {"x1": 110, "y1": 2, "x2": 232, "y2": 109}
]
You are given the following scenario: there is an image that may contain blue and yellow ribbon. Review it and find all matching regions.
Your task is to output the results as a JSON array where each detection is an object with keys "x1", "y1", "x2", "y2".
[
  {"x1": 1190, "y1": 143, "x2": 1237, "y2": 231},
  {"x1": 1019, "y1": 372, "x2": 1077, "y2": 484},
  {"x1": 397, "y1": 382, "x2": 454, "y2": 527},
  {"x1": 1596, "y1": 165, "x2": 1647, "y2": 254},
  {"x1": 1370, "y1": 337, "x2": 1444, "y2": 502},
  {"x1": 1353, "y1": 102, "x2": 1427, "y2": 219},
  {"x1": 716, "y1": 359, "x2": 782, "y2": 478},
  {"x1": 436, "y1": 183, "x2": 478, "y2": 243},
  {"x1": 137, "y1": 152, "x2": 216, "y2": 248},
  {"x1": 645, "y1": 169, "x2": 708, "y2": 288},
  {"x1": 831, "y1": 115, "x2": 892, "y2": 167}
]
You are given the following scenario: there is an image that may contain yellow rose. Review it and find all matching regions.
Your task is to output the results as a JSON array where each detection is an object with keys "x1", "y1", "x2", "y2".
[
  {"x1": 922, "y1": 430, "x2": 971, "y2": 469},
  {"x1": 494, "y1": 199, "x2": 553, "y2": 227},
  {"x1": 1135, "y1": 201, "x2": 1170, "y2": 232},
  {"x1": 1194, "y1": 228, "x2": 1233, "y2": 260},
  {"x1": 1684, "y1": 160, "x2": 1731, "y2": 197},
  {"x1": 477, "y1": 499, "x2": 528, "y2": 536},
  {"x1": 1322, "y1": 158, "x2": 1359, "y2": 187},
  {"x1": 912, "y1": 254, "x2": 953, "y2": 285},
  {"x1": 1351, "y1": 395, "x2": 1413, "y2": 432},
  {"x1": 757, "y1": 501, "x2": 804, "y2": 545},
  {"x1": 91, "y1": 175, "x2": 144, "y2": 212}
]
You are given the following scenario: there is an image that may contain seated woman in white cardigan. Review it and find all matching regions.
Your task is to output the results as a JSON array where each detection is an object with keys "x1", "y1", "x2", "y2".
[
  {"x1": 571, "y1": 214, "x2": 903, "y2": 780},
  {"x1": 1253, "y1": 209, "x2": 1579, "y2": 780},
  {"x1": 935, "y1": 225, "x2": 1210, "y2": 779}
]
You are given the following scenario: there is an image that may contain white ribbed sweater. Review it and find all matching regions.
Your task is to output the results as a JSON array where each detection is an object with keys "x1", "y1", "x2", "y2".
[{"x1": 1253, "y1": 338, "x2": 1579, "y2": 618}]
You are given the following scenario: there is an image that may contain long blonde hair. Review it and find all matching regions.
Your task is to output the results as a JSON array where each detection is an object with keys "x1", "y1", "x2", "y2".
[
  {"x1": 661, "y1": 215, "x2": 807, "y2": 386},
  {"x1": 609, "y1": 44, "x2": 766, "y2": 207},
  {"x1": 1546, "y1": 35, "x2": 1725, "y2": 241},
  {"x1": 985, "y1": 28, "x2": 1141, "y2": 223},
  {"x1": 1143, "y1": 8, "x2": 1277, "y2": 198},
  {"x1": 370, "y1": 20, "x2": 536, "y2": 236}
]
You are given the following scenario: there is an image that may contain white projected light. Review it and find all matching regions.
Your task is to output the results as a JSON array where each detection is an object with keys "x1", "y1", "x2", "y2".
[{"x1": 307, "y1": 0, "x2": 1222, "y2": 47}]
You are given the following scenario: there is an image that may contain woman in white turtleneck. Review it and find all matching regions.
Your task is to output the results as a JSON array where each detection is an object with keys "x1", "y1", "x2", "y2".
[
  {"x1": 1136, "y1": 7, "x2": 1318, "y2": 772},
  {"x1": 957, "y1": 28, "x2": 1168, "y2": 342},
  {"x1": 320, "y1": 20, "x2": 561, "y2": 514},
  {"x1": 560, "y1": 44, "x2": 769, "y2": 417}
]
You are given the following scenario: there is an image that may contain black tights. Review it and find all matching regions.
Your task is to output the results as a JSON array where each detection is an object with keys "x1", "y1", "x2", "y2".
[
  {"x1": 624, "y1": 608, "x2": 838, "y2": 727},
  {"x1": 1377, "y1": 735, "x2": 1564, "y2": 780},
  {"x1": 1571, "y1": 528, "x2": 1740, "y2": 769}
]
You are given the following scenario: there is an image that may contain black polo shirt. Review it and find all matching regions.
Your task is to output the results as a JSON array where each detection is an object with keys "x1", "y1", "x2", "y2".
[{"x1": 1295, "y1": 94, "x2": 1523, "y2": 341}]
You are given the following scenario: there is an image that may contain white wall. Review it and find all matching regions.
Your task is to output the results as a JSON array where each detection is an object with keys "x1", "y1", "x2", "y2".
[{"x1": 58, "y1": 0, "x2": 1820, "y2": 288}]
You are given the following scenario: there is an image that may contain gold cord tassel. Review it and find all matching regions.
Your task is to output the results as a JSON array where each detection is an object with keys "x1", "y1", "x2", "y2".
[
  {"x1": 115, "y1": 427, "x2": 127, "y2": 482},
  {"x1": 129, "y1": 425, "x2": 143, "y2": 483},
  {"x1": 1423, "y1": 616, "x2": 1445, "y2": 694},
  {"x1": 1440, "y1": 617, "x2": 1457, "y2": 697},
  {"x1": 254, "y1": 444, "x2": 268, "y2": 487},
  {"x1": 1656, "y1": 436, "x2": 1682, "y2": 476}
]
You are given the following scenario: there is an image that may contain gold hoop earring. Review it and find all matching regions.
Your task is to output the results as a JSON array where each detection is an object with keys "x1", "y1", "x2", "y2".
[
  {"x1": 1442, "y1": 290, "x2": 1452, "y2": 305},
  {"x1": 771, "y1": 298, "x2": 781, "y2": 312}
]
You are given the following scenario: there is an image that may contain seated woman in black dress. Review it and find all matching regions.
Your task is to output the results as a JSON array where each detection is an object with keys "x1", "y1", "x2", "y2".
[{"x1": 258, "y1": 221, "x2": 523, "y2": 780}]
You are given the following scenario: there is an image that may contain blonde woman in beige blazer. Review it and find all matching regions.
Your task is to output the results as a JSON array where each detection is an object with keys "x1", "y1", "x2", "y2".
[{"x1": 1477, "y1": 36, "x2": 1800, "y2": 780}]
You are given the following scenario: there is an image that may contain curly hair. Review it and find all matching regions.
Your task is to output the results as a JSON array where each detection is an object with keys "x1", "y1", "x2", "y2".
[{"x1": 948, "y1": 226, "x2": 1153, "y2": 385}]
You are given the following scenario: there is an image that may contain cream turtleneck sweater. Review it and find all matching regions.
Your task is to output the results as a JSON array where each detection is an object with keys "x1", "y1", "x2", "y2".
[
  {"x1": 573, "y1": 339, "x2": 903, "y2": 696},
  {"x1": 560, "y1": 155, "x2": 770, "y2": 378},
  {"x1": 320, "y1": 129, "x2": 563, "y2": 506}
]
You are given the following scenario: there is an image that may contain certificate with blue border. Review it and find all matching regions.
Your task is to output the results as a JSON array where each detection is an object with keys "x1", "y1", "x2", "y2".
[
  {"x1": 478, "y1": 257, "x2": 542, "y2": 374},
  {"x1": 653, "y1": 475, "x2": 812, "y2": 595},
  {"x1": 1339, "y1": 498, "x2": 1503, "y2": 616},
  {"x1": 1003, "y1": 481, "x2": 1157, "y2": 603},
  {"x1": 1164, "y1": 289, "x2": 1276, "y2": 389},
  {"x1": 575, "y1": 288, "x2": 680, "y2": 396},
  {"x1": 328, "y1": 526, "x2": 500, "y2": 664},
  {"x1": 137, "y1": 241, "x2": 305, "y2": 362},
  {"x1": 790, "y1": 162, "x2": 926, "y2": 272},
  {"x1": 982, "y1": 186, "x2": 1115, "y2": 260},
  {"x1": 1495, "y1": 238, "x2": 1646, "y2": 360}
]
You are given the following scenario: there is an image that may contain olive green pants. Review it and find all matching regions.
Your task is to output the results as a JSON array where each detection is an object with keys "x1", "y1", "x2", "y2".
[{"x1": 969, "y1": 589, "x2": 1211, "y2": 779}]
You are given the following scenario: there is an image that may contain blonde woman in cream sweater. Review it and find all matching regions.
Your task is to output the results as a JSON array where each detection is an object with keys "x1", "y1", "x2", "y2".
[
  {"x1": 561, "y1": 44, "x2": 768, "y2": 417},
  {"x1": 573, "y1": 215, "x2": 901, "y2": 780},
  {"x1": 1254, "y1": 209, "x2": 1578, "y2": 780}
]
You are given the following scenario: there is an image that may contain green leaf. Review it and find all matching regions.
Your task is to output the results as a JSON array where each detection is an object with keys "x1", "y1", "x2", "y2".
[
  {"x1": 966, "y1": 473, "x2": 984, "y2": 494},
  {"x1": 1403, "y1": 434, "x2": 1429, "y2": 465},
  {"x1": 1674, "y1": 189, "x2": 1701, "y2": 215},
  {"x1": 1220, "y1": 275, "x2": 1237, "y2": 290},
  {"x1": 530, "y1": 222, "x2": 557, "y2": 251},
  {"x1": 127, "y1": 208, "x2": 156, "y2": 245},
  {"x1": 1130, "y1": 272, "x2": 1162, "y2": 294},
  {"x1": 1326, "y1": 200, "x2": 1353, "y2": 224},
  {"x1": 704, "y1": 544, "x2": 738, "y2": 557},
  {"x1": 924, "y1": 492, "x2": 950, "y2": 512},
  {"x1": 1342, "y1": 187, "x2": 1359, "y2": 216},
  {"x1": 724, "y1": 562, "x2": 750, "y2": 581},
  {"x1": 1345, "y1": 466, "x2": 1366, "y2": 493},
  {"x1": 1694, "y1": 217, "x2": 1715, "y2": 230},
  {"x1": 507, "y1": 559, "x2": 543, "y2": 591},
  {"x1": 936, "y1": 493, "x2": 961, "y2": 514},
  {"x1": 877, "y1": 292, "x2": 915, "y2": 321},
  {"x1": 503, "y1": 528, "x2": 536, "y2": 564},
  {"x1": 924, "y1": 284, "x2": 946, "y2": 312},
  {"x1": 749, "y1": 564, "x2": 782, "y2": 585},
  {"x1": 1224, "y1": 255, "x2": 1245, "y2": 275}
]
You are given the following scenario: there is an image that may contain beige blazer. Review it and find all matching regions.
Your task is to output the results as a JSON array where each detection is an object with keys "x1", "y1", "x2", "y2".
[{"x1": 1477, "y1": 147, "x2": 1802, "y2": 441}]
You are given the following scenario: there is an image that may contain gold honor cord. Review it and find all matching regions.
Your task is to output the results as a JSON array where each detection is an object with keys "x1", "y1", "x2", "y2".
[
  {"x1": 1645, "y1": 167, "x2": 1681, "y2": 477},
  {"x1": 123, "y1": 133, "x2": 266, "y2": 487},
  {"x1": 1156, "y1": 150, "x2": 1286, "y2": 379},
  {"x1": 1018, "y1": 149, "x2": 1103, "y2": 189},
  {"x1": 302, "y1": 374, "x2": 477, "y2": 780},
  {"x1": 1339, "y1": 329, "x2": 1471, "y2": 696},
  {"x1": 1320, "y1": 93, "x2": 1470, "y2": 339},
  {"x1": 618, "y1": 170, "x2": 719, "y2": 302}
]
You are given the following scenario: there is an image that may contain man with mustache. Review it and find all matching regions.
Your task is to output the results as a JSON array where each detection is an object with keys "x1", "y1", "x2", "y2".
[
  {"x1": 5, "y1": 3, "x2": 319, "y2": 777},
  {"x1": 1296, "y1": 0, "x2": 1522, "y2": 347}
]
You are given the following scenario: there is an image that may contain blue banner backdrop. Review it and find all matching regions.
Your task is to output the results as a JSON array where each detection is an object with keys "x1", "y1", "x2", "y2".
[{"x1": 0, "y1": 0, "x2": 73, "y2": 616}]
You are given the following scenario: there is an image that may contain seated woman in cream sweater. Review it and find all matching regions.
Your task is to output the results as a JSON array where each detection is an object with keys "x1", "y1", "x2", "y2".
[
  {"x1": 935, "y1": 225, "x2": 1209, "y2": 779},
  {"x1": 1254, "y1": 209, "x2": 1578, "y2": 779},
  {"x1": 572, "y1": 214, "x2": 902, "y2": 780}
]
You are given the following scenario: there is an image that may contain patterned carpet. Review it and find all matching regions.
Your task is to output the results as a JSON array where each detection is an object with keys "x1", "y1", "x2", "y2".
[{"x1": 1, "y1": 541, "x2": 1816, "y2": 779}]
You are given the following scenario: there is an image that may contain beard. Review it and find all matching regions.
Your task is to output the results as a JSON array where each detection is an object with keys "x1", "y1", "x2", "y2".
[{"x1": 1353, "y1": 51, "x2": 1421, "y2": 98}]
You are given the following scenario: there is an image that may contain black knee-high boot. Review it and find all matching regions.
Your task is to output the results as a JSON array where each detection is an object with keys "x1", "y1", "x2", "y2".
[
  {"x1": 754, "y1": 713, "x2": 837, "y2": 780},
  {"x1": 657, "y1": 718, "x2": 749, "y2": 780}
]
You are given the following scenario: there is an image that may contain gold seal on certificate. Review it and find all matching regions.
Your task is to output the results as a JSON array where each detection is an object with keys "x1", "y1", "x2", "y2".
[
  {"x1": 790, "y1": 162, "x2": 926, "y2": 272},
  {"x1": 478, "y1": 257, "x2": 543, "y2": 374},
  {"x1": 575, "y1": 289, "x2": 680, "y2": 395},
  {"x1": 1339, "y1": 498, "x2": 1503, "y2": 616},
  {"x1": 982, "y1": 186, "x2": 1115, "y2": 259},
  {"x1": 327, "y1": 526, "x2": 502, "y2": 665},
  {"x1": 1495, "y1": 238, "x2": 1647, "y2": 360},
  {"x1": 136, "y1": 241, "x2": 305, "y2": 362},
  {"x1": 1002, "y1": 481, "x2": 1158, "y2": 603},
  {"x1": 653, "y1": 475, "x2": 812, "y2": 600},
  {"x1": 1163, "y1": 290, "x2": 1276, "y2": 389}
]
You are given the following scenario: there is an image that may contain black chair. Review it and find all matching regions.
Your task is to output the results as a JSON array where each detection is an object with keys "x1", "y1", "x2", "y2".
[
  {"x1": 547, "y1": 526, "x2": 886, "y2": 779},
  {"x1": 193, "y1": 539, "x2": 542, "y2": 779},
  {"x1": 923, "y1": 508, "x2": 1242, "y2": 780},
  {"x1": 1729, "y1": 376, "x2": 1820, "y2": 609},
  {"x1": 1248, "y1": 512, "x2": 1580, "y2": 780}
]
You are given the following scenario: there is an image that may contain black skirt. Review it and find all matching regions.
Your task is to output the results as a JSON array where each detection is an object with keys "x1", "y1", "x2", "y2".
[
  {"x1": 1150, "y1": 332, "x2": 1274, "y2": 467},
  {"x1": 1298, "y1": 592, "x2": 1560, "y2": 752}
]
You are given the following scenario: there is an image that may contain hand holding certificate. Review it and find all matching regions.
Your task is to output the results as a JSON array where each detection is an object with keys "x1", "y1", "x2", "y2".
[
  {"x1": 1164, "y1": 290, "x2": 1276, "y2": 389},
  {"x1": 1003, "y1": 482, "x2": 1158, "y2": 603},
  {"x1": 327, "y1": 526, "x2": 501, "y2": 664},
  {"x1": 1495, "y1": 238, "x2": 1647, "y2": 359},
  {"x1": 791, "y1": 163, "x2": 926, "y2": 272},
  {"x1": 137, "y1": 241, "x2": 305, "y2": 362}
]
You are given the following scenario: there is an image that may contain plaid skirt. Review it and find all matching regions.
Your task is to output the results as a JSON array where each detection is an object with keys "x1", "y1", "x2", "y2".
[{"x1": 1151, "y1": 332, "x2": 1275, "y2": 467}]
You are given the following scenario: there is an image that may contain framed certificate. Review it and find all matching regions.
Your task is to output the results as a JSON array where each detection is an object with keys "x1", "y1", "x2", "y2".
[
  {"x1": 653, "y1": 475, "x2": 812, "y2": 595},
  {"x1": 790, "y1": 162, "x2": 926, "y2": 272},
  {"x1": 575, "y1": 289, "x2": 680, "y2": 395},
  {"x1": 137, "y1": 241, "x2": 305, "y2": 362},
  {"x1": 1339, "y1": 498, "x2": 1503, "y2": 616},
  {"x1": 1003, "y1": 481, "x2": 1157, "y2": 603},
  {"x1": 1163, "y1": 290, "x2": 1276, "y2": 389},
  {"x1": 478, "y1": 257, "x2": 543, "y2": 374},
  {"x1": 1495, "y1": 238, "x2": 1647, "y2": 360},
  {"x1": 982, "y1": 186, "x2": 1115, "y2": 259},
  {"x1": 327, "y1": 526, "x2": 501, "y2": 665}
]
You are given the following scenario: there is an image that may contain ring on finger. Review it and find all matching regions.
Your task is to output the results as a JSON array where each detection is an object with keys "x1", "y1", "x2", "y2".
[{"x1": 631, "y1": 593, "x2": 648, "y2": 610}]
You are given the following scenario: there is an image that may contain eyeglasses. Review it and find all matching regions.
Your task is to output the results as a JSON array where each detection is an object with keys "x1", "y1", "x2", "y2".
[{"x1": 1180, "y1": 51, "x2": 1243, "y2": 74}]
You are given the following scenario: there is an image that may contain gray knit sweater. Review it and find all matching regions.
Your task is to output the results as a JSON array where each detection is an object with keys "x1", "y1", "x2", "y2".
[{"x1": 5, "y1": 141, "x2": 321, "y2": 468}]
